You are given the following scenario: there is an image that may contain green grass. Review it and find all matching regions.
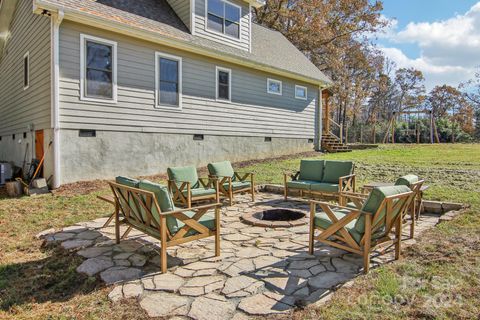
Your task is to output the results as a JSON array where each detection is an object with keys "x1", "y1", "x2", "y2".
[{"x1": 0, "y1": 144, "x2": 479, "y2": 319}]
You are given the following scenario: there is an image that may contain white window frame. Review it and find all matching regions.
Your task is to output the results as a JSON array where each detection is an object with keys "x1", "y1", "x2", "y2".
[
  {"x1": 23, "y1": 51, "x2": 29, "y2": 90},
  {"x1": 295, "y1": 85, "x2": 308, "y2": 100},
  {"x1": 205, "y1": 0, "x2": 242, "y2": 40},
  {"x1": 155, "y1": 51, "x2": 183, "y2": 109},
  {"x1": 216, "y1": 66, "x2": 232, "y2": 102},
  {"x1": 267, "y1": 78, "x2": 282, "y2": 95},
  {"x1": 80, "y1": 34, "x2": 118, "y2": 104}
]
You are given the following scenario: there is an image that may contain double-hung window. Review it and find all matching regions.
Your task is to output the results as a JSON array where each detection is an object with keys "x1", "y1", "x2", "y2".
[
  {"x1": 155, "y1": 52, "x2": 182, "y2": 108},
  {"x1": 216, "y1": 67, "x2": 231, "y2": 101},
  {"x1": 207, "y1": 0, "x2": 241, "y2": 39},
  {"x1": 80, "y1": 34, "x2": 117, "y2": 103}
]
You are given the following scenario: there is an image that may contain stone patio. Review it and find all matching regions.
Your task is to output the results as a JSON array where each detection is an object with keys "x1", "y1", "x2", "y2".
[{"x1": 40, "y1": 192, "x2": 441, "y2": 319}]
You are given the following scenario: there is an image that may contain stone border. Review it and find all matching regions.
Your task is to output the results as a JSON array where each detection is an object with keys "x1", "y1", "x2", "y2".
[{"x1": 240, "y1": 209, "x2": 308, "y2": 228}]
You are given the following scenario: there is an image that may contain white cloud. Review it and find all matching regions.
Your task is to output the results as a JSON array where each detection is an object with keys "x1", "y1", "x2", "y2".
[{"x1": 380, "y1": 2, "x2": 480, "y2": 90}]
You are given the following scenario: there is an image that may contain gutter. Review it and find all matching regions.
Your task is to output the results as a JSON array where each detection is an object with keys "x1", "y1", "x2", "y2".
[{"x1": 33, "y1": 0, "x2": 331, "y2": 88}]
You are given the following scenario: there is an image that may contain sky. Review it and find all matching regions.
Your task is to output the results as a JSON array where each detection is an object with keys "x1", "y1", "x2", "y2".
[{"x1": 376, "y1": 0, "x2": 480, "y2": 91}]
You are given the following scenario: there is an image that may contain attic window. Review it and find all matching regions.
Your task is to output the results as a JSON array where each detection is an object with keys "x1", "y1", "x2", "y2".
[{"x1": 207, "y1": 0, "x2": 241, "y2": 39}]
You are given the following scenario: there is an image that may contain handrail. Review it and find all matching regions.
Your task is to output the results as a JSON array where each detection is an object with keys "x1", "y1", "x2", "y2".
[
  {"x1": 329, "y1": 117, "x2": 341, "y2": 129},
  {"x1": 328, "y1": 118, "x2": 343, "y2": 142}
]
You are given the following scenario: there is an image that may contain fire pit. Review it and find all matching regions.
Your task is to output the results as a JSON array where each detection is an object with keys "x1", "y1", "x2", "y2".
[{"x1": 241, "y1": 208, "x2": 308, "y2": 228}]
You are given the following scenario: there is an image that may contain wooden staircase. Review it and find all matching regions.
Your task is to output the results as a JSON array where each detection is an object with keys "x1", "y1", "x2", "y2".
[{"x1": 321, "y1": 133, "x2": 352, "y2": 153}]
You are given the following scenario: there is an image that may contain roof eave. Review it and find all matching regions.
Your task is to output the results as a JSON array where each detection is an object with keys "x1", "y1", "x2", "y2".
[
  {"x1": 245, "y1": 0, "x2": 265, "y2": 8},
  {"x1": 33, "y1": 0, "x2": 330, "y2": 87}
]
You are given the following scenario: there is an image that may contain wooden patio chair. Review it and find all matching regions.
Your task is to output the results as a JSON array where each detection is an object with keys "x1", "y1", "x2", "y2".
[
  {"x1": 207, "y1": 161, "x2": 255, "y2": 206},
  {"x1": 309, "y1": 185, "x2": 414, "y2": 273},
  {"x1": 167, "y1": 165, "x2": 219, "y2": 208},
  {"x1": 340, "y1": 175, "x2": 424, "y2": 238},
  {"x1": 109, "y1": 178, "x2": 221, "y2": 273}
]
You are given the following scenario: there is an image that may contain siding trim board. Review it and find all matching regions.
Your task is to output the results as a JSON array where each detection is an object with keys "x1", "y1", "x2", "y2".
[
  {"x1": 23, "y1": 51, "x2": 29, "y2": 90},
  {"x1": 79, "y1": 33, "x2": 118, "y2": 104},
  {"x1": 155, "y1": 51, "x2": 183, "y2": 109}
]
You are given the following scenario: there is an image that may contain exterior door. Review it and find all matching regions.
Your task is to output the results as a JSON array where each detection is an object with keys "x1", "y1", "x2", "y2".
[{"x1": 35, "y1": 130, "x2": 44, "y2": 177}]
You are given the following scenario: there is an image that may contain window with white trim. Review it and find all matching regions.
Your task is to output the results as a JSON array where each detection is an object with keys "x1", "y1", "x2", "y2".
[
  {"x1": 155, "y1": 52, "x2": 182, "y2": 108},
  {"x1": 216, "y1": 67, "x2": 231, "y2": 101},
  {"x1": 80, "y1": 34, "x2": 117, "y2": 102},
  {"x1": 207, "y1": 0, "x2": 241, "y2": 38},
  {"x1": 267, "y1": 78, "x2": 282, "y2": 95},
  {"x1": 295, "y1": 85, "x2": 307, "y2": 100},
  {"x1": 23, "y1": 52, "x2": 29, "y2": 90}
]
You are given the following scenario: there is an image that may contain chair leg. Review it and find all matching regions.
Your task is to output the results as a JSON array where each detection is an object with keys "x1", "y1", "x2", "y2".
[
  {"x1": 229, "y1": 188, "x2": 233, "y2": 206},
  {"x1": 215, "y1": 207, "x2": 221, "y2": 257},
  {"x1": 308, "y1": 202, "x2": 315, "y2": 255},
  {"x1": 363, "y1": 215, "x2": 372, "y2": 273},
  {"x1": 251, "y1": 176, "x2": 255, "y2": 202},
  {"x1": 114, "y1": 204, "x2": 120, "y2": 244},
  {"x1": 410, "y1": 203, "x2": 415, "y2": 239},
  {"x1": 283, "y1": 175, "x2": 288, "y2": 201},
  {"x1": 103, "y1": 212, "x2": 115, "y2": 228},
  {"x1": 160, "y1": 216, "x2": 168, "y2": 273},
  {"x1": 395, "y1": 217, "x2": 402, "y2": 260}
]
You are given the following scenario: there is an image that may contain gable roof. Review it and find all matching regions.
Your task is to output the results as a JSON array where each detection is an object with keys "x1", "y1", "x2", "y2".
[{"x1": 33, "y1": 0, "x2": 331, "y2": 86}]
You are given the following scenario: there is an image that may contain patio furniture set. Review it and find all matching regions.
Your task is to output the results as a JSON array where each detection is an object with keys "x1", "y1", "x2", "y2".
[{"x1": 106, "y1": 159, "x2": 424, "y2": 274}]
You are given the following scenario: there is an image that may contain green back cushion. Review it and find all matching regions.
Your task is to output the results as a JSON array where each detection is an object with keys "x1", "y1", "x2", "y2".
[
  {"x1": 299, "y1": 160, "x2": 324, "y2": 181},
  {"x1": 208, "y1": 161, "x2": 235, "y2": 178},
  {"x1": 395, "y1": 174, "x2": 419, "y2": 187},
  {"x1": 139, "y1": 180, "x2": 178, "y2": 233},
  {"x1": 354, "y1": 185, "x2": 411, "y2": 233},
  {"x1": 322, "y1": 160, "x2": 354, "y2": 183},
  {"x1": 116, "y1": 176, "x2": 139, "y2": 188},
  {"x1": 167, "y1": 166, "x2": 199, "y2": 188}
]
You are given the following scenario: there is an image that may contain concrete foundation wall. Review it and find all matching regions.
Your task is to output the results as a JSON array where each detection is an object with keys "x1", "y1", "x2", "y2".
[{"x1": 60, "y1": 129, "x2": 313, "y2": 184}]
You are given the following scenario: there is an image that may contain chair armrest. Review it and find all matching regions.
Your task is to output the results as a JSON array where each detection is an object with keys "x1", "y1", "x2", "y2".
[
  {"x1": 161, "y1": 202, "x2": 222, "y2": 216},
  {"x1": 338, "y1": 174, "x2": 356, "y2": 192},
  {"x1": 168, "y1": 180, "x2": 191, "y2": 192},
  {"x1": 284, "y1": 171, "x2": 300, "y2": 181},
  {"x1": 309, "y1": 199, "x2": 371, "y2": 215},
  {"x1": 234, "y1": 172, "x2": 253, "y2": 182},
  {"x1": 198, "y1": 177, "x2": 218, "y2": 189}
]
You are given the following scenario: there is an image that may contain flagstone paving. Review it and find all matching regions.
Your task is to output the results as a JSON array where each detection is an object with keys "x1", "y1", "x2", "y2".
[{"x1": 40, "y1": 192, "x2": 441, "y2": 319}]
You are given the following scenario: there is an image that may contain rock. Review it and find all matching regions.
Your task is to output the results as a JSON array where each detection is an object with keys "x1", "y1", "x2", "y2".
[
  {"x1": 152, "y1": 274, "x2": 184, "y2": 292},
  {"x1": 115, "y1": 259, "x2": 131, "y2": 267},
  {"x1": 223, "y1": 234, "x2": 252, "y2": 241},
  {"x1": 222, "y1": 275, "x2": 264, "y2": 298},
  {"x1": 62, "y1": 226, "x2": 88, "y2": 233},
  {"x1": 61, "y1": 239, "x2": 93, "y2": 250},
  {"x1": 238, "y1": 293, "x2": 291, "y2": 315},
  {"x1": 308, "y1": 271, "x2": 354, "y2": 290},
  {"x1": 36, "y1": 228, "x2": 55, "y2": 239},
  {"x1": 53, "y1": 232, "x2": 76, "y2": 241},
  {"x1": 183, "y1": 261, "x2": 220, "y2": 271},
  {"x1": 236, "y1": 247, "x2": 270, "y2": 259},
  {"x1": 108, "y1": 285, "x2": 124, "y2": 302},
  {"x1": 262, "y1": 276, "x2": 307, "y2": 295},
  {"x1": 78, "y1": 246, "x2": 112, "y2": 258},
  {"x1": 180, "y1": 276, "x2": 225, "y2": 296},
  {"x1": 309, "y1": 264, "x2": 327, "y2": 275},
  {"x1": 77, "y1": 256, "x2": 114, "y2": 276},
  {"x1": 77, "y1": 230, "x2": 102, "y2": 240},
  {"x1": 331, "y1": 258, "x2": 361, "y2": 274},
  {"x1": 123, "y1": 281, "x2": 143, "y2": 298},
  {"x1": 288, "y1": 260, "x2": 319, "y2": 270},
  {"x1": 129, "y1": 254, "x2": 147, "y2": 267},
  {"x1": 100, "y1": 267, "x2": 142, "y2": 285},
  {"x1": 222, "y1": 259, "x2": 256, "y2": 277},
  {"x1": 253, "y1": 255, "x2": 285, "y2": 269},
  {"x1": 113, "y1": 241, "x2": 144, "y2": 253},
  {"x1": 114, "y1": 252, "x2": 133, "y2": 260},
  {"x1": 142, "y1": 277, "x2": 155, "y2": 290},
  {"x1": 139, "y1": 292, "x2": 189, "y2": 317},
  {"x1": 188, "y1": 295, "x2": 236, "y2": 320},
  {"x1": 174, "y1": 267, "x2": 195, "y2": 278}
]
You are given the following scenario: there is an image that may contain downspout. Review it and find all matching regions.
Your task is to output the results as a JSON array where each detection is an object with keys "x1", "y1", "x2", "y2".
[{"x1": 51, "y1": 9, "x2": 63, "y2": 188}]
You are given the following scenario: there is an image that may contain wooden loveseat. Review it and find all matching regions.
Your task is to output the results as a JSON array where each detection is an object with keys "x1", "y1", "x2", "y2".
[{"x1": 284, "y1": 160, "x2": 355, "y2": 205}]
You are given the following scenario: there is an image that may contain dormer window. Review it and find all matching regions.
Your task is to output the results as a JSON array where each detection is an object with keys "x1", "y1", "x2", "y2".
[{"x1": 207, "y1": 0, "x2": 241, "y2": 39}]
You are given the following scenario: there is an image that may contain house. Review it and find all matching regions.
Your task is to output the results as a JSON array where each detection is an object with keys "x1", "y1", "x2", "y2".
[{"x1": 0, "y1": 0, "x2": 331, "y2": 187}]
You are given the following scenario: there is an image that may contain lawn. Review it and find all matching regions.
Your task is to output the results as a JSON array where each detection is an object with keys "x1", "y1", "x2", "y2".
[{"x1": 0, "y1": 144, "x2": 479, "y2": 319}]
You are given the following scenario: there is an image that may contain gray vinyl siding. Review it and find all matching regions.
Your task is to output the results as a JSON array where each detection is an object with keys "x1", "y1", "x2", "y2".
[
  {"x1": 166, "y1": 0, "x2": 192, "y2": 30},
  {"x1": 194, "y1": 0, "x2": 251, "y2": 52},
  {"x1": 0, "y1": 0, "x2": 51, "y2": 136},
  {"x1": 58, "y1": 21, "x2": 317, "y2": 139}
]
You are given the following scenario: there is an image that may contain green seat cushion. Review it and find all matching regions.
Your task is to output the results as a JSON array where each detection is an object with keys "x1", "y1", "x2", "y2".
[
  {"x1": 169, "y1": 210, "x2": 216, "y2": 237},
  {"x1": 299, "y1": 160, "x2": 325, "y2": 182},
  {"x1": 208, "y1": 161, "x2": 235, "y2": 178},
  {"x1": 322, "y1": 161, "x2": 354, "y2": 183},
  {"x1": 287, "y1": 180, "x2": 316, "y2": 190},
  {"x1": 314, "y1": 209, "x2": 363, "y2": 244},
  {"x1": 139, "y1": 180, "x2": 178, "y2": 234},
  {"x1": 229, "y1": 181, "x2": 251, "y2": 190},
  {"x1": 116, "y1": 176, "x2": 139, "y2": 188},
  {"x1": 167, "y1": 166, "x2": 200, "y2": 188},
  {"x1": 182, "y1": 187, "x2": 217, "y2": 197},
  {"x1": 310, "y1": 182, "x2": 339, "y2": 193},
  {"x1": 354, "y1": 185, "x2": 411, "y2": 233},
  {"x1": 395, "y1": 175, "x2": 419, "y2": 187}
]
